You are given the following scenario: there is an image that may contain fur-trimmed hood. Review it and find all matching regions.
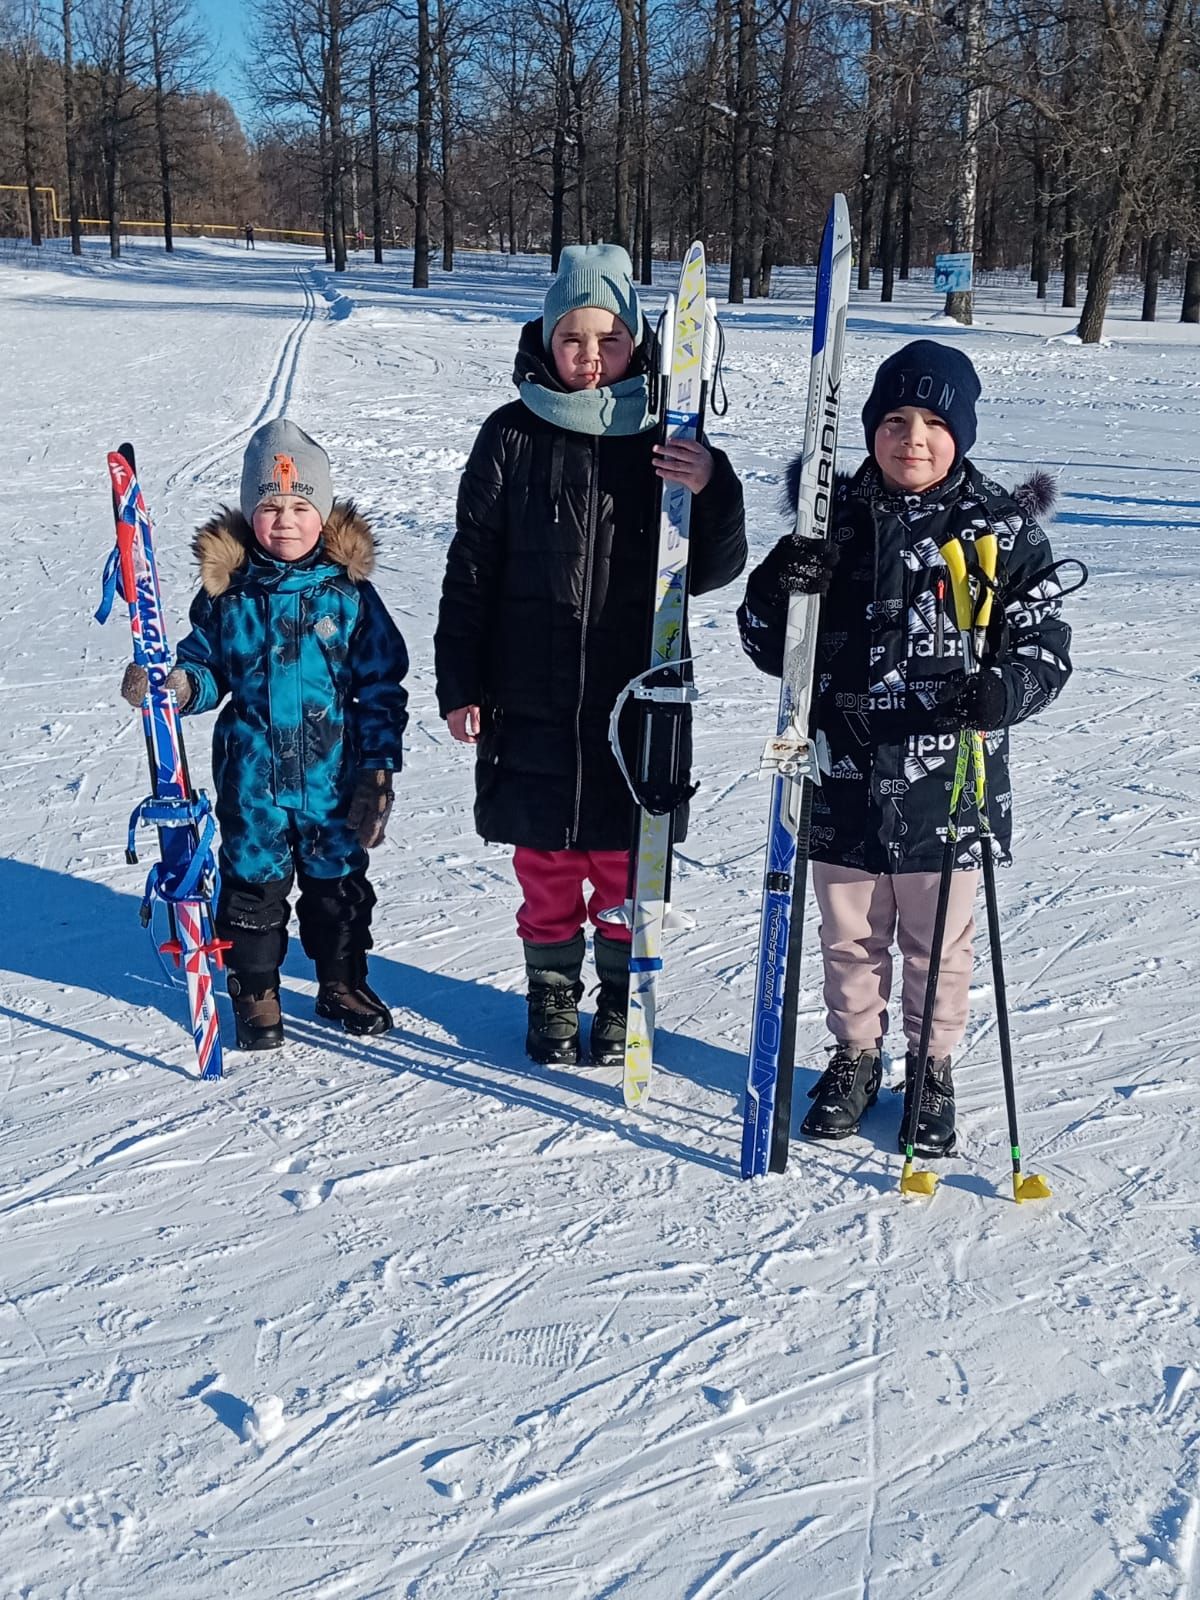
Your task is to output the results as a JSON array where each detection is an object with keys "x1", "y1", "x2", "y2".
[
  {"x1": 783, "y1": 457, "x2": 1058, "y2": 521},
  {"x1": 193, "y1": 500, "x2": 377, "y2": 597}
]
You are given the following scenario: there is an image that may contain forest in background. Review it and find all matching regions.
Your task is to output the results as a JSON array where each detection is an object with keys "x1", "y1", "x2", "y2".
[{"x1": 2, "y1": 0, "x2": 1199, "y2": 340}]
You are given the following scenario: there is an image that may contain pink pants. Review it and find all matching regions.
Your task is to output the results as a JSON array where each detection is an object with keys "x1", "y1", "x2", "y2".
[
  {"x1": 811, "y1": 862, "x2": 979, "y2": 1056},
  {"x1": 513, "y1": 847, "x2": 633, "y2": 946}
]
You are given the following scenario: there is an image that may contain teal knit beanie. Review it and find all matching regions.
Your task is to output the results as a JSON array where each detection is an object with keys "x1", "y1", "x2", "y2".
[{"x1": 542, "y1": 243, "x2": 642, "y2": 348}]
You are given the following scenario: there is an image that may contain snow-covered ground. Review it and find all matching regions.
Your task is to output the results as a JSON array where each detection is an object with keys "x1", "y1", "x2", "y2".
[{"x1": 2, "y1": 235, "x2": 1199, "y2": 1599}]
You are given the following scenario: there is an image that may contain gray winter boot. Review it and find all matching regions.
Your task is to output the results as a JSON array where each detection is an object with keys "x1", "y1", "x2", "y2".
[
  {"x1": 590, "y1": 935, "x2": 629, "y2": 1066},
  {"x1": 524, "y1": 933, "x2": 585, "y2": 1065}
]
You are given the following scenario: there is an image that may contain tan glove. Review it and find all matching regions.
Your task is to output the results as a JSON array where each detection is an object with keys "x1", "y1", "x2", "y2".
[
  {"x1": 120, "y1": 663, "x2": 193, "y2": 709},
  {"x1": 347, "y1": 768, "x2": 394, "y2": 848}
]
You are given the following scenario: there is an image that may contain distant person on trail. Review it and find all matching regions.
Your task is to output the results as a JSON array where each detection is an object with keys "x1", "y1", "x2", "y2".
[
  {"x1": 435, "y1": 244, "x2": 746, "y2": 1069},
  {"x1": 119, "y1": 420, "x2": 409, "y2": 1051},
  {"x1": 245, "y1": 223, "x2": 255, "y2": 249},
  {"x1": 739, "y1": 340, "x2": 1078, "y2": 1160}
]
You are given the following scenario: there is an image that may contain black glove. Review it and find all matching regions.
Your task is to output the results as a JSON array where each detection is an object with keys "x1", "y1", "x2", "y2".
[
  {"x1": 347, "y1": 768, "x2": 395, "y2": 848},
  {"x1": 931, "y1": 669, "x2": 1010, "y2": 732},
  {"x1": 753, "y1": 535, "x2": 838, "y2": 603}
]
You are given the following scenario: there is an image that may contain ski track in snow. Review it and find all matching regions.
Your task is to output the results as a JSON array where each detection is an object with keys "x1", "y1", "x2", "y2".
[{"x1": 1, "y1": 238, "x2": 1199, "y2": 1598}]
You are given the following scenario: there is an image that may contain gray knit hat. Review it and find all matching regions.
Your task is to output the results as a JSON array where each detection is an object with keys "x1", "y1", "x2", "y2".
[
  {"x1": 542, "y1": 243, "x2": 642, "y2": 347},
  {"x1": 240, "y1": 419, "x2": 333, "y2": 523}
]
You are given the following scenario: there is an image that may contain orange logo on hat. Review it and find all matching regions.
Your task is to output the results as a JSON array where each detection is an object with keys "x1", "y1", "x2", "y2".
[{"x1": 272, "y1": 453, "x2": 298, "y2": 494}]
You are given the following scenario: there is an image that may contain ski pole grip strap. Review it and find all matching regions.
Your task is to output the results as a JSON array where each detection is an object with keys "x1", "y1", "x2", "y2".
[{"x1": 96, "y1": 546, "x2": 124, "y2": 624}]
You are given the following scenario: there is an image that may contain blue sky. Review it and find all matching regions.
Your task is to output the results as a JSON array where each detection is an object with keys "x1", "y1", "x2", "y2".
[{"x1": 195, "y1": 0, "x2": 257, "y2": 126}]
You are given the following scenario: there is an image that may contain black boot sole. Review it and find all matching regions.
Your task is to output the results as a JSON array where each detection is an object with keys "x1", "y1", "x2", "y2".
[
  {"x1": 590, "y1": 1043, "x2": 625, "y2": 1067},
  {"x1": 526, "y1": 1037, "x2": 581, "y2": 1066},
  {"x1": 234, "y1": 1024, "x2": 284, "y2": 1051},
  {"x1": 314, "y1": 1000, "x2": 393, "y2": 1037},
  {"x1": 897, "y1": 1134, "x2": 958, "y2": 1159},
  {"x1": 801, "y1": 1085, "x2": 879, "y2": 1140}
]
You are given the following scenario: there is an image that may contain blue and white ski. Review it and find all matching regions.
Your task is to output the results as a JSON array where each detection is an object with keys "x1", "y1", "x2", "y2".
[{"x1": 741, "y1": 196, "x2": 852, "y2": 1177}]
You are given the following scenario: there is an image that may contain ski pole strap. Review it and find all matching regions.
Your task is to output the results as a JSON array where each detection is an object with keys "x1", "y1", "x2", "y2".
[
  {"x1": 946, "y1": 732, "x2": 972, "y2": 842},
  {"x1": 95, "y1": 545, "x2": 125, "y2": 624}
]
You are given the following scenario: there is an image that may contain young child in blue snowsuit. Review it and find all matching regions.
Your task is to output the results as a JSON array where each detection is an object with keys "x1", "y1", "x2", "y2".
[{"x1": 120, "y1": 420, "x2": 409, "y2": 1049}]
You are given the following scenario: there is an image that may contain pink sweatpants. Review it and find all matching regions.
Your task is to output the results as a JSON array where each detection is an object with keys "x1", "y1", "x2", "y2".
[
  {"x1": 513, "y1": 847, "x2": 633, "y2": 946},
  {"x1": 811, "y1": 862, "x2": 980, "y2": 1056}
]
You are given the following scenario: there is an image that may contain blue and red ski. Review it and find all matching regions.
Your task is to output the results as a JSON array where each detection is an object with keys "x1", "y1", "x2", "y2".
[{"x1": 97, "y1": 446, "x2": 227, "y2": 1079}]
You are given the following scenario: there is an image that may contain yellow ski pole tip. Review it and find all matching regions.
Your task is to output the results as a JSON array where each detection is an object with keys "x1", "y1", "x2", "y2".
[
  {"x1": 1014, "y1": 1172, "x2": 1052, "y2": 1203},
  {"x1": 900, "y1": 1163, "x2": 939, "y2": 1198}
]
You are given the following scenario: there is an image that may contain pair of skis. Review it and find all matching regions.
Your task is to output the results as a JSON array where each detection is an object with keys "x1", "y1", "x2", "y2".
[
  {"x1": 96, "y1": 448, "x2": 228, "y2": 1079},
  {"x1": 611, "y1": 213, "x2": 850, "y2": 1130}
]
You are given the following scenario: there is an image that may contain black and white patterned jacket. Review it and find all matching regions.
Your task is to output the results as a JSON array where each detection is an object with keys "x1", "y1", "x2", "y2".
[{"x1": 738, "y1": 459, "x2": 1073, "y2": 873}]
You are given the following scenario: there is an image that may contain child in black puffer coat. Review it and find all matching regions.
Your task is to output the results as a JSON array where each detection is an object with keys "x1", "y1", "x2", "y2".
[
  {"x1": 739, "y1": 340, "x2": 1076, "y2": 1158},
  {"x1": 436, "y1": 245, "x2": 746, "y2": 1068}
]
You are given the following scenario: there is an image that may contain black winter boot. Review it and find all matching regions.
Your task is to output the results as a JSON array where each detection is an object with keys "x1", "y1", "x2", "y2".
[
  {"x1": 899, "y1": 1052, "x2": 957, "y2": 1157},
  {"x1": 801, "y1": 1045, "x2": 883, "y2": 1139},
  {"x1": 524, "y1": 934, "x2": 585, "y2": 1065},
  {"x1": 315, "y1": 958, "x2": 393, "y2": 1036},
  {"x1": 590, "y1": 936, "x2": 629, "y2": 1066},
  {"x1": 228, "y1": 972, "x2": 284, "y2": 1051}
]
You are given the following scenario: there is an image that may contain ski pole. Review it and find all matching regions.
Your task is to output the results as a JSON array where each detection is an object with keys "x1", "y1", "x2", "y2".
[
  {"x1": 900, "y1": 732, "x2": 970, "y2": 1197},
  {"x1": 901, "y1": 534, "x2": 990, "y2": 1197},
  {"x1": 978, "y1": 829, "x2": 1051, "y2": 1203}
]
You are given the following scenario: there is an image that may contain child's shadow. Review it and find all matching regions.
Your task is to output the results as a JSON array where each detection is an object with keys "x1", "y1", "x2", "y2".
[
  {"x1": 0, "y1": 856, "x2": 193, "y2": 1075},
  {"x1": 284, "y1": 958, "x2": 739, "y2": 1174},
  {"x1": 0, "y1": 857, "x2": 740, "y2": 1171}
]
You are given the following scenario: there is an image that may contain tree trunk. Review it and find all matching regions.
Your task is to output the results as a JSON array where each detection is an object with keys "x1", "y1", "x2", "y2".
[
  {"x1": 319, "y1": 107, "x2": 333, "y2": 264},
  {"x1": 758, "y1": 0, "x2": 802, "y2": 297},
  {"x1": 61, "y1": 0, "x2": 83, "y2": 254},
  {"x1": 549, "y1": 16, "x2": 569, "y2": 272},
  {"x1": 413, "y1": 0, "x2": 433, "y2": 287},
  {"x1": 328, "y1": 0, "x2": 347, "y2": 272},
  {"x1": 1181, "y1": 257, "x2": 1200, "y2": 323},
  {"x1": 438, "y1": 0, "x2": 454, "y2": 270},
  {"x1": 1141, "y1": 232, "x2": 1162, "y2": 321},
  {"x1": 1078, "y1": 0, "x2": 1185, "y2": 343},
  {"x1": 613, "y1": 0, "x2": 634, "y2": 249},
  {"x1": 101, "y1": 0, "x2": 135, "y2": 262},
  {"x1": 945, "y1": 0, "x2": 985, "y2": 324},
  {"x1": 636, "y1": 0, "x2": 651, "y2": 282},
  {"x1": 21, "y1": 47, "x2": 42, "y2": 246},
  {"x1": 150, "y1": 16, "x2": 174, "y2": 254},
  {"x1": 858, "y1": 4, "x2": 882, "y2": 291},
  {"x1": 1031, "y1": 138, "x2": 1048, "y2": 297},
  {"x1": 727, "y1": 0, "x2": 756, "y2": 303},
  {"x1": 369, "y1": 62, "x2": 384, "y2": 264},
  {"x1": 1061, "y1": 152, "x2": 1078, "y2": 308},
  {"x1": 879, "y1": 143, "x2": 898, "y2": 302}
]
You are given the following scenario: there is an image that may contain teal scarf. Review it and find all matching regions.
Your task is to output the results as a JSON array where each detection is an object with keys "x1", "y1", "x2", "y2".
[{"x1": 518, "y1": 373, "x2": 658, "y2": 437}]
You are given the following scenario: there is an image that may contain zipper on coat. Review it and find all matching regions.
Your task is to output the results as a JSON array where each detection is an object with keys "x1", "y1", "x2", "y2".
[
  {"x1": 570, "y1": 438, "x2": 600, "y2": 845},
  {"x1": 935, "y1": 575, "x2": 945, "y2": 658}
]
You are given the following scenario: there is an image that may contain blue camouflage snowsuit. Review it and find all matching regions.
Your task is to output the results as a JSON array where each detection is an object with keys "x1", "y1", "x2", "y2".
[{"x1": 173, "y1": 502, "x2": 408, "y2": 981}]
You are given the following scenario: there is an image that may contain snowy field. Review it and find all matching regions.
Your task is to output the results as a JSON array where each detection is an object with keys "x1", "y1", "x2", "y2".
[{"x1": 2, "y1": 235, "x2": 1199, "y2": 1599}]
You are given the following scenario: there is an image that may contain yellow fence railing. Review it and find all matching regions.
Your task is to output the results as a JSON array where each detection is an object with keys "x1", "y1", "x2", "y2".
[{"x1": 0, "y1": 185, "x2": 325, "y2": 245}]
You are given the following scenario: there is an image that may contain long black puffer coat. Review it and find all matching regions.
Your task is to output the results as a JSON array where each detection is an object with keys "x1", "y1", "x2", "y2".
[
  {"x1": 435, "y1": 319, "x2": 747, "y2": 851},
  {"x1": 738, "y1": 459, "x2": 1073, "y2": 873}
]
